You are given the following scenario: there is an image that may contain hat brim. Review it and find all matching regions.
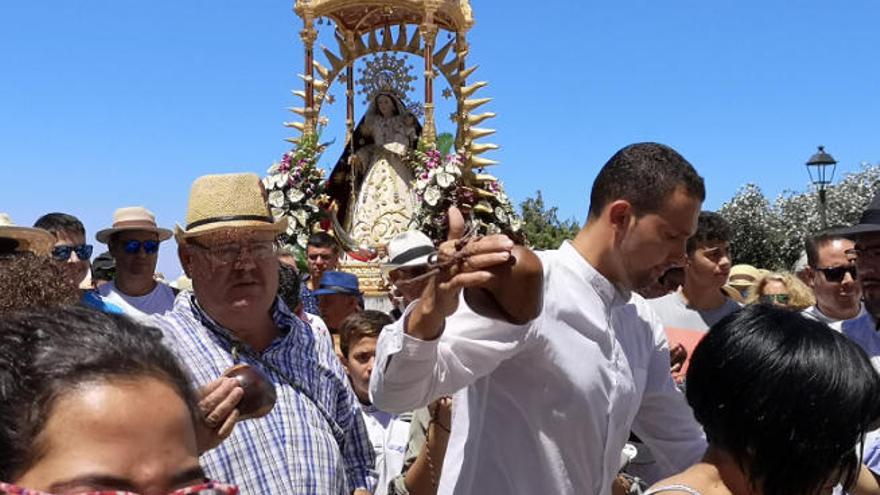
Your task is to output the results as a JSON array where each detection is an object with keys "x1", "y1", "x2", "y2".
[
  {"x1": 174, "y1": 217, "x2": 288, "y2": 241},
  {"x1": 829, "y1": 223, "x2": 880, "y2": 239},
  {"x1": 0, "y1": 227, "x2": 55, "y2": 256},
  {"x1": 312, "y1": 287, "x2": 361, "y2": 296},
  {"x1": 381, "y1": 255, "x2": 433, "y2": 276},
  {"x1": 96, "y1": 226, "x2": 174, "y2": 244}
]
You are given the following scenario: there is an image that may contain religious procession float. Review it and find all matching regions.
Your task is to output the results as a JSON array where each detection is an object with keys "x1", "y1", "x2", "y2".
[{"x1": 262, "y1": 0, "x2": 521, "y2": 306}]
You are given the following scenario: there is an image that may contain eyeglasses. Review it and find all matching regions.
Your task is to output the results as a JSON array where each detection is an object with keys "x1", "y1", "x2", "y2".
[
  {"x1": 122, "y1": 239, "x2": 160, "y2": 255},
  {"x1": 0, "y1": 480, "x2": 238, "y2": 495},
  {"x1": 189, "y1": 240, "x2": 277, "y2": 265},
  {"x1": 51, "y1": 244, "x2": 93, "y2": 262},
  {"x1": 760, "y1": 294, "x2": 790, "y2": 305},
  {"x1": 815, "y1": 265, "x2": 857, "y2": 283},
  {"x1": 846, "y1": 247, "x2": 880, "y2": 261}
]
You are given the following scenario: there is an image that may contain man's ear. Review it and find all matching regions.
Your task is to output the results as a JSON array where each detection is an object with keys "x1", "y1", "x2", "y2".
[
  {"x1": 606, "y1": 200, "x2": 633, "y2": 233},
  {"x1": 803, "y1": 266, "x2": 816, "y2": 288}
]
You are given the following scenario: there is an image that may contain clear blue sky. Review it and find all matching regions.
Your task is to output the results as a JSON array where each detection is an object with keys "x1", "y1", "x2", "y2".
[{"x1": 2, "y1": 1, "x2": 878, "y2": 278}]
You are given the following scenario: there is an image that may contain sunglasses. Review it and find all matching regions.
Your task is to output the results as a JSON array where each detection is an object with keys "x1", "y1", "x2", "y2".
[
  {"x1": 760, "y1": 294, "x2": 790, "y2": 305},
  {"x1": 122, "y1": 239, "x2": 160, "y2": 255},
  {"x1": 815, "y1": 265, "x2": 857, "y2": 283},
  {"x1": 0, "y1": 480, "x2": 238, "y2": 495},
  {"x1": 51, "y1": 244, "x2": 93, "y2": 262}
]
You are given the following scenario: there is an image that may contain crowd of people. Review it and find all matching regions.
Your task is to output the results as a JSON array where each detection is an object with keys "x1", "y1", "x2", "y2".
[{"x1": 3, "y1": 142, "x2": 880, "y2": 495}]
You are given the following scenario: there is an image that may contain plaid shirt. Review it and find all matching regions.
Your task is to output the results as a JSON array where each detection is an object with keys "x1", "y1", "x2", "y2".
[{"x1": 152, "y1": 293, "x2": 375, "y2": 495}]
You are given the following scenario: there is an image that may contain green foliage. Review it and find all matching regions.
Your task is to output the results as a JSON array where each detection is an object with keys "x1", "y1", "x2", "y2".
[
  {"x1": 519, "y1": 190, "x2": 580, "y2": 250},
  {"x1": 719, "y1": 163, "x2": 880, "y2": 270}
]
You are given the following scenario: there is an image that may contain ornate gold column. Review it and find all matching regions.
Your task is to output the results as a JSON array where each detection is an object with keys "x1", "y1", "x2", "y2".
[
  {"x1": 300, "y1": 17, "x2": 318, "y2": 135},
  {"x1": 420, "y1": 14, "x2": 438, "y2": 146}
]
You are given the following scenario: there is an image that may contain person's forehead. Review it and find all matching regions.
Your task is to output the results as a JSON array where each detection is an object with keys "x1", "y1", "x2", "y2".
[
  {"x1": 817, "y1": 238, "x2": 854, "y2": 260},
  {"x1": 350, "y1": 335, "x2": 378, "y2": 352},
  {"x1": 115, "y1": 230, "x2": 159, "y2": 241},
  {"x1": 307, "y1": 245, "x2": 335, "y2": 254},
  {"x1": 194, "y1": 229, "x2": 274, "y2": 245},
  {"x1": 697, "y1": 239, "x2": 730, "y2": 251},
  {"x1": 53, "y1": 230, "x2": 85, "y2": 245}
]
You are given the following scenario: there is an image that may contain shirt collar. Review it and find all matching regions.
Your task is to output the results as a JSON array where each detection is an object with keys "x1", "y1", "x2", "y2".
[
  {"x1": 180, "y1": 293, "x2": 301, "y2": 346},
  {"x1": 559, "y1": 241, "x2": 632, "y2": 308}
]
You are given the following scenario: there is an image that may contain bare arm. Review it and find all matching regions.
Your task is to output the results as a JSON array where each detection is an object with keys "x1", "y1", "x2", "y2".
[{"x1": 402, "y1": 398, "x2": 452, "y2": 495}]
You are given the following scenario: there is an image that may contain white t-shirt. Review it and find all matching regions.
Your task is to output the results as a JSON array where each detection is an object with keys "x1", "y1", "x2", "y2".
[
  {"x1": 370, "y1": 241, "x2": 706, "y2": 494},
  {"x1": 360, "y1": 405, "x2": 410, "y2": 495},
  {"x1": 802, "y1": 304, "x2": 864, "y2": 332},
  {"x1": 99, "y1": 281, "x2": 176, "y2": 318}
]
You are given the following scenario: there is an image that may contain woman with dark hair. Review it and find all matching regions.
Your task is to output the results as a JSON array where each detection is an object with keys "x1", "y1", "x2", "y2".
[
  {"x1": 647, "y1": 304, "x2": 880, "y2": 495},
  {"x1": 0, "y1": 307, "x2": 238, "y2": 495}
]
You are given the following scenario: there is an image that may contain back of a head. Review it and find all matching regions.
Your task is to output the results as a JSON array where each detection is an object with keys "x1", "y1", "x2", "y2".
[
  {"x1": 0, "y1": 252, "x2": 80, "y2": 315},
  {"x1": 278, "y1": 263, "x2": 302, "y2": 311},
  {"x1": 588, "y1": 142, "x2": 705, "y2": 219},
  {"x1": 0, "y1": 306, "x2": 198, "y2": 480},
  {"x1": 686, "y1": 304, "x2": 880, "y2": 495},
  {"x1": 686, "y1": 211, "x2": 731, "y2": 254},
  {"x1": 33, "y1": 212, "x2": 85, "y2": 237}
]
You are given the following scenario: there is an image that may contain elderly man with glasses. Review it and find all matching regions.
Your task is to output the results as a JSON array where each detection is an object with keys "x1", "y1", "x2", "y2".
[
  {"x1": 150, "y1": 173, "x2": 375, "y2": 495},
  {"x1": 95, "y1": 206, "x2": 176, "y2": 317}
]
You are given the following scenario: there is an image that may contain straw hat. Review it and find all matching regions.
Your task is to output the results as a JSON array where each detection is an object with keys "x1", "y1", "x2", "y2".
[
  {"x1": 381, "y1": 230, "x2": 436, "y2": 275},
  {"x1": 0, "y1": 213, "x2": 55, "y2": 256},
  {"x1": 95, "y1": 206, "x2": 173, "y2": 244},
  {"x1": 728, "y1": 264, "x2": 761, "y2": 290},
  {"x1": 175, "y1": 173, "x2": 287, "y2": 240}
]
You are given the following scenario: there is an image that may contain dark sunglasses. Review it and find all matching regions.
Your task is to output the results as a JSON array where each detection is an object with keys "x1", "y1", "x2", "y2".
[
  {"x1": 760, "y1": 293, "x2": 790, "y2": 305},
  {"x1": 51, "y1": 244, "x2": 93, "y2": 262},
  {"x1": 123, "y1": 239, "x2": 160, "y2": 255},
  {"x1": 816, "y1": 265, "x2": 857, "y2": 283}
]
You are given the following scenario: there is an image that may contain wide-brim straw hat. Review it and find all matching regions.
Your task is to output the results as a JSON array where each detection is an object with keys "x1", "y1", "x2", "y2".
[
  {"x1": 381, "y1": 230, "x2": 436, "y2": 275},
  {"x1": 728, "y1": 264, "x2": 761, "y2": 290},
  {"x1": 95, "y1": 206, "x2": 173, "y2": 244},
  {"x1": 0, "y1": 213, "x2": 55, "y2": 256},
  {"x1": 174, "y1": 173, "x2": 287, "y2": 240}
]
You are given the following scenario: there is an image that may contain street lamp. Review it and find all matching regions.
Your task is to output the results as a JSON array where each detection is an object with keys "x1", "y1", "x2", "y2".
[{"x1": 805, "y1": 145, "x2": 837, "y2": 230}]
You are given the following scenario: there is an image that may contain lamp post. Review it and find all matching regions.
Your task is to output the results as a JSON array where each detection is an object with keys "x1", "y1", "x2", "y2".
[{"x1": 805, "y1": 145, "x2": 837, "y2": 230}]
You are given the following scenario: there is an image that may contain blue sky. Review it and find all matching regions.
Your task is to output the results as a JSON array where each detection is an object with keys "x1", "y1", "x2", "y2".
[{"x1": 2, "y1": 1, "x2": 878, "y2": 278}]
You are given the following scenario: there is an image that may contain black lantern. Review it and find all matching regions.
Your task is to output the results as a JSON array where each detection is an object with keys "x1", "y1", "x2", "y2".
[{"x1": 805, "y1": 145, "x2": 837, "y2": 229}]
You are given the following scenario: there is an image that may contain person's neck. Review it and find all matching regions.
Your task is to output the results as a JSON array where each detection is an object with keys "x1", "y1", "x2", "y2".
[
  {"x1": 680, "y1": 276, "x2": 726, "y2": 310},
  {"x1": 571, "y1": 223, "x2": 627, "y2": 287},
  {"x1": 816, "y1": 300, "x2": 860, "y2": 321},
  {"x1": 699, "y1": 446, "x2": 760, "y2": 495},
  {"x1": 115, "y1": 273, "x2": 157, "y2": 297},
  {"x1": 213, "y1": 311, "x2": 279, "y2": 352},
  {"x1": 308, "y1": 272, "x2": 321, "y2": 290}
]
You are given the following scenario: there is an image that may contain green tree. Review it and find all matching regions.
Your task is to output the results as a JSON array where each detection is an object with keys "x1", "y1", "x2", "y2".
[
  {"x1": 519, "y1": 191, "x2": 580, "y2": 250},
  {"x1": 719, "y1": 163, "x2": 880, "y2": 270}
]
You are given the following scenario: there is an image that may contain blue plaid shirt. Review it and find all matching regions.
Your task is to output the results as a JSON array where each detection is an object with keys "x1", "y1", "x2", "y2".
[
  {"x1": 152, "y1": 293, "x2": 375, "y2": 494},
  {"x1": 300, "y1": 274, "x2": 321, "y2": 315}
]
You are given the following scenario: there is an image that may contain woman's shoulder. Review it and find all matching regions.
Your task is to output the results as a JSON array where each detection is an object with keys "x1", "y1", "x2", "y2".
[{"x1": 644, "y1": 484, "x2": 703, "y2": 495}]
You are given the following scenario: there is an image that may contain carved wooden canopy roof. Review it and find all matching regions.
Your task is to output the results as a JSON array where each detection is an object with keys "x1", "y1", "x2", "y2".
[{"x1": 295, "y1": 0, "x2": 474, "y2": 34}]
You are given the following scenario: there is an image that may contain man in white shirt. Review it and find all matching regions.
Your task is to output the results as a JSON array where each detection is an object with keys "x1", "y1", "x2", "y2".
[
  {"x1": 371, "y1": 142, "x2": 708, "y2": 494},
  {"x1": 96, "y1": 206, "x2": 176, "y2": 317},
  {"x1": 801, "y1": 231, "x2": 861, "y2": 330}
]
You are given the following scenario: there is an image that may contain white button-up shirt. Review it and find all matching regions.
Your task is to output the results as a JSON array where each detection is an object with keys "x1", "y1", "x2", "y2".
[
  {"x1": 370, "y1": 241, "x2": 706, "y2": 494},
  {"x1": 360, "y1": 406, "x2": 411, "y2": 495}
]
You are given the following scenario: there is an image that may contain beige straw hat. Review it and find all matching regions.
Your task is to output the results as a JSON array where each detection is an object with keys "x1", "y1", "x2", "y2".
[
  {"x1": 95, "y1": 206, "x2": 173, "y2": 244},
  {"x1": 174, "y1": 173, "x2": 287, "y2": 240},
  {"x1": 0, "y1": 213, "x2": 55, "y2": 256}
]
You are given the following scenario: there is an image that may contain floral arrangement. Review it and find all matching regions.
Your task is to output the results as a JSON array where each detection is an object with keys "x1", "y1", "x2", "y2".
[
  {"x1": 262, "y1": 132, "x2": 330, "y2": 250},
  {"x1": 410, "y1": 136, "x2": 522, "y2": 242}
]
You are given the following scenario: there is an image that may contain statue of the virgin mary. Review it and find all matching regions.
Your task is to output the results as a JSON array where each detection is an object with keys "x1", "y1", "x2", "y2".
[{"x1": 326, "y1": 92, "x2": 422, "y2": 248}]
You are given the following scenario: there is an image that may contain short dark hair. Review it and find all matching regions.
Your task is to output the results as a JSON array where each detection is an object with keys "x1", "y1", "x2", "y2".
[
  {"x1": 686, "y1": 211, "x2": 731, "y2": 254},
  {"x1": 686, "y1": 305, "x2": 880, "y2": 495},
  {"x1": 805, "y1": 229, "x2": 850, "y2": 268},
  {"x1": 588, "y1": 143, "x2": 705, "y2": 218},
  {"x1": 0, "y1": 252, "x2": 80, "y2": 315},
  {"x1": 33, "y1": 212, "x2": 85, "y2": 237},
  {"x1": 307, "y1": 232, "x2": 339, "y2": 253},
  {"x1": 339, "y1": 310, "x2": 391, "y2": 357},
  {"x1": 278, "y1": 263, "x2": 301, "y2": 311},
  {"x1": 0, "y1": 307, "x2": 200, "y2": 480}
]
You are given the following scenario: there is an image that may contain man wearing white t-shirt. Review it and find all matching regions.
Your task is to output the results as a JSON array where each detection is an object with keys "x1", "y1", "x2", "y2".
[
  {"x1": 801, "y1": 231, "x2": 862, "y2": 331},
  {"x1": 96, "y1": 206, "x2": 176, "y2": 317},
  {"x1": 371, "y1": 142, "x2": 708, "y2": 494}
]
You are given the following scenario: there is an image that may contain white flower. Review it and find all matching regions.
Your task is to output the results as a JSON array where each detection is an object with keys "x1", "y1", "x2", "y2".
[
  {"x1": 424, "y1": 186, "x2": 442, "y2": 206},
  {"x1": 494, "y1": 207, "x2": 508, "y2": 223},
  {"x1": 445, "y1": 162, "x2": 461, "y2": 175},
  {"x1": 267, "y1": 162, "x2": 280, "y2": 174},
  {"x1": 287, "y1": 189, "x2": 305, "y2": 203},
  {"x1": 436, "y1": 172, "x2": 455, "y2": 189},
  {"x1": 297, "y1": 232, "x2": 309, "y2": 249},
  {"x1": 268, "y1": 190, "x2": 285, "y2": 208},
  {"x1": 270, "y1": 207, "x2": 285, "y2": 220},
  {"x1": 286, "y1": 221, "x2": 297, "y2": 236},
  {"x1": 268, "y1": 173, "x2": 289, "y2": 189},
  {"x1": 294, "y1": 209, "x2": 309, "y2": 228}
]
